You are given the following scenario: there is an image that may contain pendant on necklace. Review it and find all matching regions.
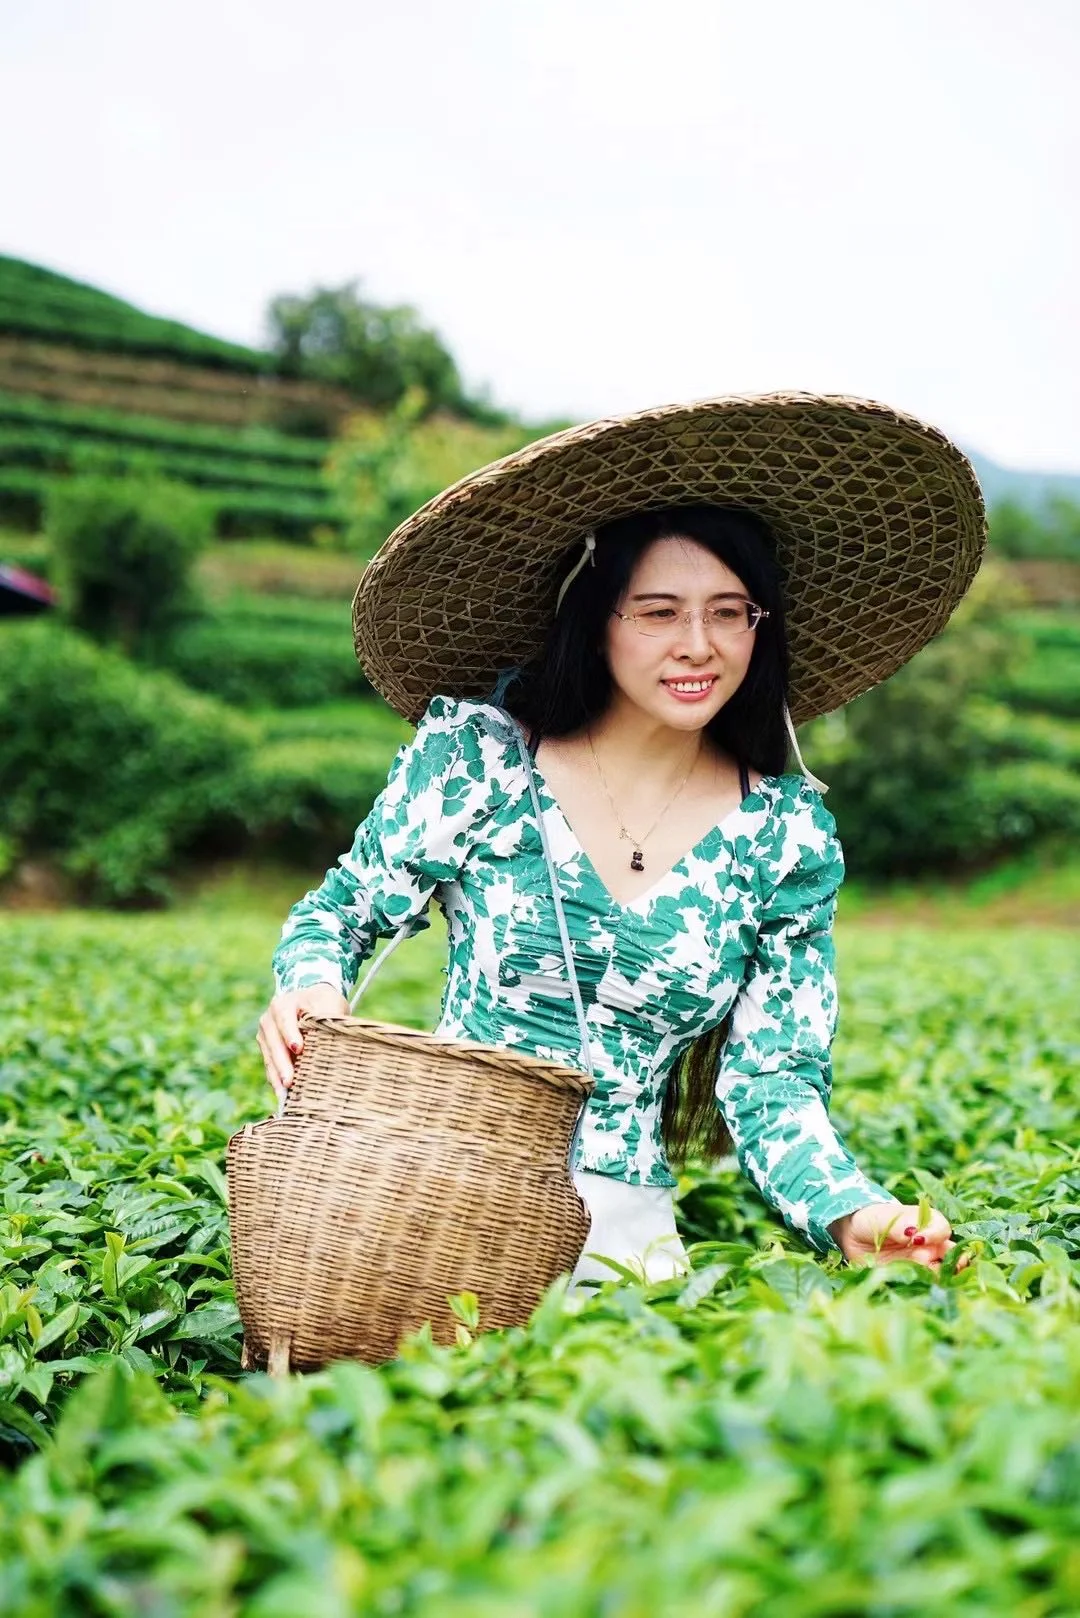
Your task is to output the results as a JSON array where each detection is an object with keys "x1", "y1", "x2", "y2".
[{"x1": 630, "y1": 849, "x2": 645, "y2": 873}]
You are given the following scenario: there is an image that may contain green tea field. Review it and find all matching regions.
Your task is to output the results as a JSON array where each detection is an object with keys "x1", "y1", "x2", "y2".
[{"x1": 1, "y1": 907, "x2": 1078, "y2": 1615}]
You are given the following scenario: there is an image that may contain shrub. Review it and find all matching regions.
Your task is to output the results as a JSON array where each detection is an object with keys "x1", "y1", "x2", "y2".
[
  {"x1": 988, "y1": 493, "x2": 1080, "y2": 560},
  {"x1": 1, "y1": 915, "x2": 1079, "y2": 1607},
  {"x1": 151, "y1": 594, "x2": 369, "y2": 707},
  {"x1": 0, "y1": 532, "x2": 50, "y2": 576},
  {"x1": 966, "y1": 699, "x2": 1080, "y2": 768},
  {"x1": 0, "y1": 469, "x2": 47, "y2": 531},
  {"x1": 235, "y1": 734, "x2": 404, "y2": 862},
  {"x1": 984, "y1": 612, "x2": 1080, "y2": 717},
  {"x1": 48, "y1": 475, "x2": 212, "y2": 656},
  {"x1": 255, "y1": 699, "x2": 411, "y2": 746},
  {"x1": 959, "y1": 758, "x2": 1080, "y2": 850},
  {"x1": 0, "y1": 389, "x2": 327, "y2": 467},
  {"x1": 0, "y1": 620, "x2": 254, "y2": 903},
  {"x1": 327, "y1": 391, "x2": 536, "y2": 559},
  {"x1": 798, "y1": 565, "x2": 1080, "y2": 876},
  {"x1": 1, "y1": 466, "x2": 337, "y2": 543}
]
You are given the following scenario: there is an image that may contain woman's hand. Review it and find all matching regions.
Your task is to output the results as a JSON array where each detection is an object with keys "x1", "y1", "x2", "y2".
[
  {"x1": 257, "y1": 984, "x2": 350, "y2": 1106},
  {"x1": 828, "y1": 1201, "x2": 971, "y2": 1272}
]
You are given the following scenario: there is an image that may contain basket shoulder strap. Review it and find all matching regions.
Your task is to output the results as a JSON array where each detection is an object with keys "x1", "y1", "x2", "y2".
[
  {"x1": 511, "y1": 723, "x2": 595, "y2": 1080},
  {"x1": 347, "y1": 709, "x2": 597, "y2": 1089},
  {"x1": 347, "y1": 916, "x2": 423, "y2": 1011}
]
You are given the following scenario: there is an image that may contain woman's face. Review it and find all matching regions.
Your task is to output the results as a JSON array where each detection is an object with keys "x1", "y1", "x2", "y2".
[{"x1": 603, "y1": 536, "x2": 759, "y2": 732}]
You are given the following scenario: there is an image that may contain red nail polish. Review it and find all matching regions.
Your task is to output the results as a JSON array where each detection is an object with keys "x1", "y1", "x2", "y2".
[
  {"x1": 913, "y1": 1234, "x2": 926, "y2": 1246},
  {"x1": 904, "y1": 1226, "x2": 917, "y2": 1237}
]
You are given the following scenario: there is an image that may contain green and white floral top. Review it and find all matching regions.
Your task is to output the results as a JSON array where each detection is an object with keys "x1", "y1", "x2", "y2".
[{"x1": 272, "y1": 694, "x2": 896, "y2": 1254}]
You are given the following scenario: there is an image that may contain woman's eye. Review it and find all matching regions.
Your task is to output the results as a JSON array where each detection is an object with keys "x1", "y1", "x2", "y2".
[
  {"x1": 642, "y1": 608, "x2": 677, "y2": 621},
  {"x1": 709, "y1": 607, "x2": 743, "y2": 624}
]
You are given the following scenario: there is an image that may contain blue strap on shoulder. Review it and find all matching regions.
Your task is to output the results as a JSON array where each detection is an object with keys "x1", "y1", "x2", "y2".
[{"x1": 486, "y1": 664, "x2": 523, "y2": 706}]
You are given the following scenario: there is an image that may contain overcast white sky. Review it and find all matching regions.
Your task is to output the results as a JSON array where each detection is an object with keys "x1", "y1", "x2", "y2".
[{"x1": 2, "y1": 0, "x2": 1078, "y2": 469}]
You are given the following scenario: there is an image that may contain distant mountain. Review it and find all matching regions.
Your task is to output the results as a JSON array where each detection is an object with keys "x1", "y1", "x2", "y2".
[{"x1": 962, "y1": 447, "x2": 1080, "y2": 512}]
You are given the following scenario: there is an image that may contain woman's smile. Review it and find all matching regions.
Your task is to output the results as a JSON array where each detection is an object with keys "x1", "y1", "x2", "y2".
[{"x1": 661, "y1": 675, "x2": 719, "y2": 702}]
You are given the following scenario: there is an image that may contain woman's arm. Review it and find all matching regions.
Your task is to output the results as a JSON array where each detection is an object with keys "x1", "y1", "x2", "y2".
[
  {"x1": 271, "y1": 694, "x2": 495, "y2": 998},
  {"x1": 714, "y1": 786, "x2": 898, "y2": 1256}
]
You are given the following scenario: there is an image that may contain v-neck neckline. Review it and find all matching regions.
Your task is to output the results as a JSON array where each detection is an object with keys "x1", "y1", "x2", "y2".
[{"x1": 525, "y1": 747, "x2": 778, "y2": 917}]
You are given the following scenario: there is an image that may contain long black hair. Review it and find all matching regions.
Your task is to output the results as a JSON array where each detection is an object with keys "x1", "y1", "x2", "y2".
[
  {"x1": 507, "y1": 503, "x2": 791, "y2": 777},
  {"x1": 503, "y1": 502, "x2": 793, "y2": 1168}
]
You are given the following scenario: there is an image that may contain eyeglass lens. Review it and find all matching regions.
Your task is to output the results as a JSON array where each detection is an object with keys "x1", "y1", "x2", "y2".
[{"x1": 629, "y1": 604, "x2": 761, "y2": 635}]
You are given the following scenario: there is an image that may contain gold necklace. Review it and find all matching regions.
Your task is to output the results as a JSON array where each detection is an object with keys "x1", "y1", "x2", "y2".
[{"x1": 586, "y1": 731, "x2": 700, "y2": 873}]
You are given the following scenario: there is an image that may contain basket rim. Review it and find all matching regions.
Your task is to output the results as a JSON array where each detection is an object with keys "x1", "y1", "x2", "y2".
[{"x1": 297, "y1": 1012, "x2": 595, "y2": 1096}]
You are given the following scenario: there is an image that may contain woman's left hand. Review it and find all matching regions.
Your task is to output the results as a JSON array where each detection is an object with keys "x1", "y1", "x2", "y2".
[{"x1": 828, "y1": 1202, "x2": 971, "y2": 1271}]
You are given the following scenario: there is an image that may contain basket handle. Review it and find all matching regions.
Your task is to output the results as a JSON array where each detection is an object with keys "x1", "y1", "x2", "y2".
[
  {"x1": 510, "y1": 717, "x2": 595, "y2": 1181},
  {"x1": 509, "y1": 721, "x2": 595, "y2": 1081},
  {"x1": 347, "y1": 914, "x2": 423, "y2": 1012}
]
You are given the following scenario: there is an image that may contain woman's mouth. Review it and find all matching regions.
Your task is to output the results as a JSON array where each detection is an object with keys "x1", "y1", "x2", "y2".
[{"x1": 661, "y1": 676, "x2": 717, "y2": 703}]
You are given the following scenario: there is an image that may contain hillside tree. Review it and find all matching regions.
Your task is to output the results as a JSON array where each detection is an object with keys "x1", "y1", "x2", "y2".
[{"x1": 266, "y1": 280, "x2": 492, "y2": 419}]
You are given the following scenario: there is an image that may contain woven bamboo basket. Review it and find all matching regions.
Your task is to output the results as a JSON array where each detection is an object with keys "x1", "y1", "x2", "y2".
[{"x1": 227, "y1": 1012, "x2": 593, "y2": 1373}]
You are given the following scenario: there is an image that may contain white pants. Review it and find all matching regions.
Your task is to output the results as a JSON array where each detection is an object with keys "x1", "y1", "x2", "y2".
[{"x1": 568, "y1": 1167, "x2": 689, "y2": 1289}]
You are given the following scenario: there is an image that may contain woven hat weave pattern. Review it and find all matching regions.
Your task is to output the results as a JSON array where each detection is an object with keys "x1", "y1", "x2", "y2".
[{"x1": 352, "y1": 391, "x2": 987, "y2": 726}]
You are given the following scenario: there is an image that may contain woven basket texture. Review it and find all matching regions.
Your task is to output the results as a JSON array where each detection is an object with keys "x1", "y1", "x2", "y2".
[
  {"x1": 227, "y1": 1014, "x2": 593, "y2": 1372},
  {"x1": 353, "y1": 392, "x2": 986, "y2": 727}
]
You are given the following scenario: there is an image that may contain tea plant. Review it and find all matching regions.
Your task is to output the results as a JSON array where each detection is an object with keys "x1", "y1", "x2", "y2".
[{"x1": 0, "y1": 909, "x2": 1077, "y2": 1614}]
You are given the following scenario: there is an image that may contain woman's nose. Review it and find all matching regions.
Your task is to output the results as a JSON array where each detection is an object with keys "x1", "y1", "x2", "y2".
[{"x1": 671, "y1": 611, "x2": 713, "y2": 654}]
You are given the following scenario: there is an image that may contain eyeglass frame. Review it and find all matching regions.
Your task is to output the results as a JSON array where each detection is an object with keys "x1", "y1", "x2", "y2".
[{"x1": 610, "y1": 596, "x2": 770, "y2": 637}]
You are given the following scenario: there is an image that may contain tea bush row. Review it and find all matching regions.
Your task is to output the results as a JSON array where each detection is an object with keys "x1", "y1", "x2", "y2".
[
  {"x1": 0, "y1": 913, "x2": 1077, "y2": 1613},
  {"x1": 985, "y1": 611, "x2": 1080, "y2": 718},
  {"x1": 150, "y1": 597, "x2": 369, "y2": 709},
  {"x1": 0, "y1": 256, "x2": 272, "y2": 374},
  {"x1": 0, "y1": 391, "x2": 327, "y2": 467},
  {"x1": 0, "y1": 466, "x2": 337, "y2": 543},
  {"x1": 0, "y1": 422, "x2": 336, "y2": 502}
]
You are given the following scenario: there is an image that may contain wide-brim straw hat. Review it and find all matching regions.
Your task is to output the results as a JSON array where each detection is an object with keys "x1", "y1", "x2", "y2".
[{"x1": 352, "y1": 391, "x2": 987, "y2": 727}]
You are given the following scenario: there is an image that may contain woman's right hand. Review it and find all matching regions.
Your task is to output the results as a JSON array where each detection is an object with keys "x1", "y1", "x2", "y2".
[{"x1": 256, "y1": 984, "x2": 350, "y2": 1106}]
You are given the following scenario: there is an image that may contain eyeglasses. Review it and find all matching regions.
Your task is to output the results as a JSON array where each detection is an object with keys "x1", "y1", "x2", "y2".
[{"x1": 611, "y1": 598, "x2": 770, "y2": 638}]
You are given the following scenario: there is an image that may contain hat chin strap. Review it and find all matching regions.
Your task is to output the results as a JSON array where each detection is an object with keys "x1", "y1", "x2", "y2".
[
  {"x1": 554, "y1": 530, "x2": 597, "y2": 613},
  {"x1": 784, "y1": 703, "x2": 829, "y2": 794},
  {"x1": 486, "y1": 528, "x2": 597, "y2": 706}
]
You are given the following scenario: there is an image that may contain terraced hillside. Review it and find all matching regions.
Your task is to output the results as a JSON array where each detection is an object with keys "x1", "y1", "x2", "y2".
[
  {"x1": 0, "y1": 256, "x2": 350, "y2": 538},
  {"x1": 0, "y1": 391, "x2": 339, "y2": 537},
  {"x1": 0, "y1": 334, "x2": 352, "y2": 433},
  {"x1": 0, "y1": 254, "x2": 273, "y2": 372}
]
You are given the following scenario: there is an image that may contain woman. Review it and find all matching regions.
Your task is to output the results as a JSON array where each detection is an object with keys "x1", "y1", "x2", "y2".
[{"x1": 259, "y1": 394, "x2": 985, "y2": 1280}]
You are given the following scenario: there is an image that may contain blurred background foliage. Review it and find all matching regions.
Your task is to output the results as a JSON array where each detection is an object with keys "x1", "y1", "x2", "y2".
[
  {"x1": 0, "y1": 251, "x2": 1078, "y2": 908},
  {"x1": 801, "y1": 562, "x2": 1080, "y2": 875},
  {"x1": 326, "y1": 386, "x2": 537, "y2": 558},
  {"x1": 265, "y1": 280, "x2": 507, "y2": 426}
]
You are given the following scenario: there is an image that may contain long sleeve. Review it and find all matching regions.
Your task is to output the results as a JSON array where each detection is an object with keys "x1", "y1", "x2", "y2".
[
  {"x1": 271, "y1": 694, "x2": 495, "y2": 997},
  {"x1": 715, "y1": 784, "x2": 897, "y2": 1255}
]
